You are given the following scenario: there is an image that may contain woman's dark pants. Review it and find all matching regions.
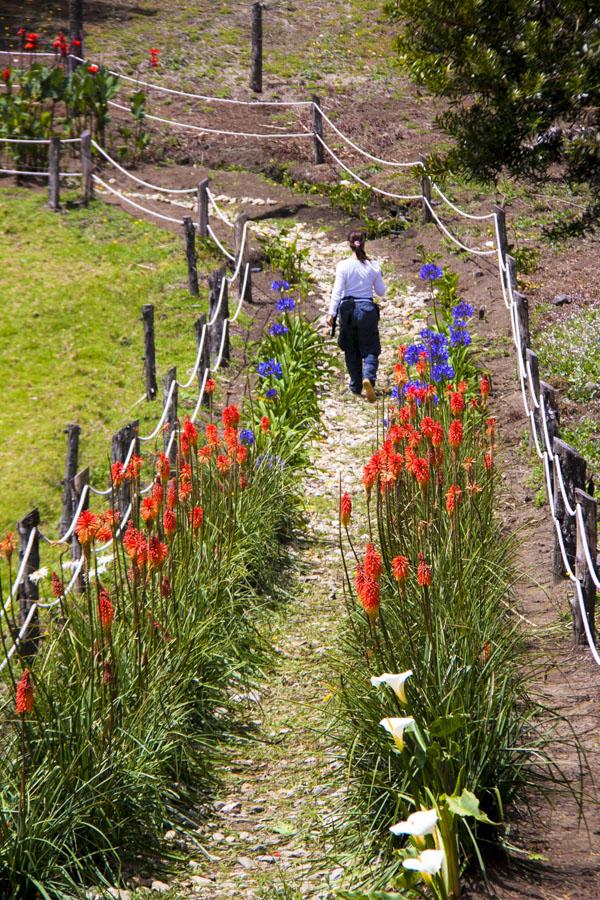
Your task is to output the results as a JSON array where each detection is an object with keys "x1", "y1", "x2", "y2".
[{"x1": 343, "y1": 301, "x2": 381, "y2": 394}]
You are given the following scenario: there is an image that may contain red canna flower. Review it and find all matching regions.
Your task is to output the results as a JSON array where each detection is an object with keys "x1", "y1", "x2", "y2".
[
  {"x1": 87, "y1": 64, "x2": 99, "y2": 74},
  {"x1": 2, "y1": 67, "x2": 11, "y2": 83},
  {"x1": 17, "y1": 27, "x2": 26, "y2": 38},
  {"x1": 53, "y1": 32, "x2": 68, "y2": 56},
  {"x1": 190, "y1": 505, "x2": 203, "y2": 531},
  {"x1": 15, "y1": 669, "x2": 34, "y2": 715},
  {"x1": 99, "y1": 588, "x2": 114, "y2": 630},
  {"x1": 361, "y1": 578, "x2": 380, "y2": 624},
  {"x1": 0, "y1": 531, "x2": 16, "y2": 563},
  {"x1": 364, "y1": 543, "x2": 382, "y2": 583},
  {"x1": 204, "y1": 378, "x2": 216, "y2": 394},
  {"x1": 163, "y1": 508, "x2": 176, "y2": 541},
  {"x1": 167, "y1": 478, "x2": 178, "y2": 510},
  {"x1": 448, "y1": 419, "x2": 463, "y2": 450},
  {"x1": 24, "y1": 32, "x2": 39, "y2": 51},
  {"x1": 340, "y1": 492, "x2": 352, "y2": 527},
  {"x1": 148, "y1": 536, "x2": 168, "y2": 571},
  {"x1": 445, "y1": 484, "x2": 462, "y2": 515},
  {"x1": 480, "y1": 375, "x2": 490, "y2": 401},
  {"x1": 222, "y1": 404, "x2": 240, "y2": 428},
  {"x1": 205, "y1": 423, "x2": 219, "y2": 447},
  {"x1": 75, "y1": 510, "x2": 100, "y2": 548},
  {"x1": 70, "y1": 38, "x2": 81, "y2": 48},
  {"x1": 417, "y1": 553, "x2": 432, "y2": 587},
  {"x1": 260, "y1": 415, "x2": 270, "y2": 433},
  {"x1": 450, "y1": 391, "x2": 465, "y2": 417},
  {"x1": 216, "y1": 453, "x2": 232, "y2": 474},
  {"x1": 392, "y1": 555, "x2": 409, "y2": 583},
  {"x1": 111, "y1": 461, "x2": 126, "y2": 487},
  {"x1": 161, "y1": 575, "x2": 171, "y2": 598},
  {"x1": 51, "y1": 572, "x2": 64, "y2": 598}
]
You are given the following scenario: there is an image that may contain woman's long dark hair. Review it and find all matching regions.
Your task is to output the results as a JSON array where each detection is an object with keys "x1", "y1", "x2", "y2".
[{"x1": 348, "y1": 230, "x2": 369, "y2": 263}]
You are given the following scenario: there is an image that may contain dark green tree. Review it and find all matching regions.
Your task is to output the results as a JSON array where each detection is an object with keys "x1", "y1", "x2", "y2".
[{"x1": 386, "y1": 0, "x2": 600, "y2": 198}]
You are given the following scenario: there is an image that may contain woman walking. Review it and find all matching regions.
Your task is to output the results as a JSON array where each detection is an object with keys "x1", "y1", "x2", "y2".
[{"x1": 327, "y1": 231, "x2": 386, "y2": 403}]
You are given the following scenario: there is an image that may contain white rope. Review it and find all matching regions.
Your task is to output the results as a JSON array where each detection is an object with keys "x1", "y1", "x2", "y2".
[
  {"x1": 207, "y1": 223, "x2": 235, "y2": 261},
  {"x1": 424, "y1": 198, "x2": 497, "y2": 255},
  {"x1": 571, "y1": 579, "x2": 600, "y2": 666},
  {"x1": 539, "y1": 393, "x2": 556, "y2": 463},
  {"x1": 207, "y1": 189, "x2": 235, "y2": 227},
  {"x1": 0, "y1": 50, "x2": 55, "y2": 58},
  {"x1": 318, "y1": 108, "x2": 421, "y2": 169},
  {"x1": 315, "y1": 135, "x2": 421, "y2": 200},
  {"x1": 0, "y1": 168, "x2": 82, "y2": 177},
  {"x1": 431, "y1": 183, "x2": 497, "y2": 221},
  {"x1": 576, "y1": 504, "x2": 600, "y2": 591},
  {"x1": 0, "y1": 603, "x2": 39, "y2": 673},
  {"x1": 227, "y1": 219, "x2": 251, "y2": 284},
  {"x1": 2, "y1": 528, "x2": 36, "y2": 614},
  {"x1": 525, "y1": 357, "x2": 541, "y2": 410},
  {"x1": 554, "y1": 455, "x2": 578, "y2": 517},
  {"x1": 93, "y1": 175, "x2": 186, "y2": 224},
  {"x1": 56, "y1": 485, "x2": 90, "y2": 544},
  {"x1": 91, "y1": 140, "x2": 196, "y2": 194},
  {"x1": 0, "y1": 136, "x2": 81, "y2": 143},
  {"x1": 108, "y1": 100, "x2": 312, "y2": 140},
  {"x1": 139, "y1": 379, "x2": 177, "y2": 442}
]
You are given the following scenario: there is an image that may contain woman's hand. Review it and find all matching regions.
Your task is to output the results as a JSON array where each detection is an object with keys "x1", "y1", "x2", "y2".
[{"x1": 326, "y1": 315, "x2": 335, "y2": 328}]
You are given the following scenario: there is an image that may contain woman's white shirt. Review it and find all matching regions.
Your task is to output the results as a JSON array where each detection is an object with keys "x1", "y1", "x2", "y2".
[{"x1": 329, "y1": 257, "x2": 386, "y2": 316}]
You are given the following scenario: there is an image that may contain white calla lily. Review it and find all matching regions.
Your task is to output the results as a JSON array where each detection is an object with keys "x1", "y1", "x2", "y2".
[
  {"x1": 403, "y1": 848, "x2": 445, "y2": 876},
  {"x1": 370, "y1": 670, "x2": 413, "y2": 704},
  {"x1": 379, "y1": 716, "x2": 415, "y2": 751},
  {"x1": 389, "y1": 808, "x2": 438, "y2": 837}
]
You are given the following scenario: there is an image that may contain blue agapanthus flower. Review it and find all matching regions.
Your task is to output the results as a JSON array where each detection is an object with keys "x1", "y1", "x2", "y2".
[
  {"x1": 272, "y1": 279, "x2": 290, "y2": 291},
  {"x1": 239, "y1": 428, "x2": 255, "y2": 447},
  {"x1": 257, "y1": 358, "x2": 283, "y2": 378},
  {"x1": 269, "y1": 322, "x2": 289, "y2": 337},
  {"x1": 265, "y1": 388, "x2": 278, "y2": 399},
  {"x1": 418, "y1": 263, "x2": 443, "y2": 281},
  {"x1": 403, "y1": 343, "x2": 426, "y2": 366},
  {"x1": 256, "y1": 452, "x2": 285, "y2": 471},
  {"x1": 431, "y1": 362, "x2": 455, "y2": 382},
  {"x1": 419, "y1": 328, "x2": 449, "y2": 363},
  {"x1": 452, "y1": 301, "x2": 475, "y2": 324},
  {"x1": 391, "y1": 385, "x2": 400, "y2": 400},
  {"x1": 276, "y1": 296, "x2": 295, "y2": 313},
  {"x1": 450, "y1": 325, "x2": 472, "y2": 347}
]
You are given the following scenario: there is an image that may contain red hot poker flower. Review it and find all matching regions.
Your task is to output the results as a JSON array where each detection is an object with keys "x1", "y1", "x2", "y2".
[
  {"x1": 413, "y1": 457, "x2": 430, "y2": 491},
  {"x1": 260, "y1": 415, "x2": 270, "y2": 433},
  {"x1": 362, "y1": 459, "x2": 378, "y2": 497},
  {"x1": 183, "y1": 416, "x2": 198, "y2": 448},
  {"x1": 205, "y1": 424, "x2": 219, "y2": 447},
  {"x1": 216, "y1": 453, "x2": 232, "y2": 475},
  {"x1": 480, "y1": 375, "x2": 490, "y2": 401},
  {"x1": 126, "y1": 454, "x2": 143, "y2": 480},
  {"x1": 484, "y1": 450, "x2": 493, "y2": 471},
  {"x1": 99, "y1": 589, "x2": 114, "y2": 630},
  {"x1": 157, "y1": 452, "x2": 170, "y2": 485},
  {"x1": 205, "y1": 378, "x2": 216, "y2": 394},
  {"x1": 148, "y1": 536, "x2": 168, "y2": 571},
  {"x1": 87, "y1": 64, "x2": 99, "y2": 75},
  {"x1": 141, "y1": 497, "x2": 158, "y2": 527},
  {"x1": 430, "y1": 421, "x2": 444, "y2": 447},
  {"x1": 15, "y1": 669, "x2": 34, "y2": 715},
  {"x1": 75, "y1": 510, "x2": 99, "y2": 548},
  {"x1": 167, "y1": 479, "x2": 178, "y2": 510},
  {"x1": 417, "y1": 553, "x2": 432, "y2": 587},
  {"x1": 198, "y1": 445, "x2": 212, "y2": 464},
  {"x1": 190, "y1": 506, "x2": 203, "y2": 531},
  {"x1": 163, "y1": 508, "x2": 176, "y2": 541},
  {"x1": 161, "y1": 575, "x2": 171, "y2": 598},
  {"x1": 103, "y1": 660, "x2": 112, "y2": 685},
  {"x1": 448, "y1": 419, "x2": 464, "y2": 450},
  {"x1": 0, "y1": 531, "x2": 16, "y2": 563},
  {"x1": 364, "y1": 543, "x2": 382, "y2": 583},
  {"x1": 152, "y1": 480, "x2": 164, "y2": 508},
  {"x1": 111, "y1": 461, "x2": 125, "y2": 487},
  {"x1": 450, "y1": 391, "x2": 466, "y2": 417},
  {"x1": 222, "y1": 404, "x2": 240, "y2": 428},
  {"x1": 236, "y1": 445, "x2": 248, "y2": 465},
  {"x1": 361, "y1": 578, "x2": 380, "y2": 624},
  {"x1": 445, "y1": 484, "x2": 462, "y2": 515},
  {"x1": 2, "y1": 67, "x2": 11, "y2": 83},
  {"x1": 392, "y1": 555, "x2": 409, "y2": 583},
  {"x1": 51, "y1": 572, "x2": 64, "y2": 598},
  {"x1": 355, "y1": 564, "x2": 365, "y2": 601},
  {"x1": 340, "y1": 492, "x2": 352, "y2": 527}
]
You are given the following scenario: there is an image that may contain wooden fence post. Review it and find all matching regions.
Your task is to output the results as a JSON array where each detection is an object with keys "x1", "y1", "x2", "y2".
[
  {"x1": 312, "y1": 95, "x2": 324, "y2": 165},
  {"x1": 59, "y1": 423, "x2": 81, "y2": 537},
  {"x1": 494, "y1": 205, "x2": 508, "y2": 262},
  {"x1": 69, "y1": 0, "x2": 84, "y2": 66},
  {"x1": 71, "y1": 467, "x2": 89, "y2": 594},
  {"x1": 234, "y1": 213, "x2": 253, "y2": 303},
  {"x1": 197, "y1": 177, "x2": 209, "y2": 239},
  {"x1": 183, "y1": 217, "x2": 199, "y2": 296},
  {"x1": 111, "y1": 422, "x2": 139, "y2": 520},
  {"x1": 81, "y1": 129, "x2": 93, "y2": 205},
  {"x1": 16, "y1": 509, "x2": 40, "y2": 658},
  {"x1": 195, "y1": 314, "x2": 211, "y2": 406},
  {"x1": 420, "y1": 155, "x2": 432, "y2": 224},
  {"x1": 250, "y1": 1, "x2": 263, "y2": 93},
  {"x1": 163, "y1": 368, "x2": 178, "y2": 467},
  {"x1": 525, "y1": 348, "x2": 541, "y2": 442},
  {"x1": 553, "y1": 437, "x2": 586, "y2": 579},
  {"x1": 208, "y1": 266, "x2": 230, "y2": 366},
  {"x1": 142, "y1": 304, "x2": 157, "y2": 400},
  {"x1": 505, "y1": 254, "x2": 518, "y2": 294},
  {"x1": 48, "y1": 137, "x2": 61, "y2": 211},
  {"x1": 513, "y1": 291, "x2": 530, "y2": 361},
  {"x1": 574, "y1": 487, "x2": 597, "y2": 647}
]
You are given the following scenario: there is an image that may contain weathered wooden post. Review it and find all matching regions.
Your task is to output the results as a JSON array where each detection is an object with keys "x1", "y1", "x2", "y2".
[
  {"x1": 59, "y1": 423, "x2": 81, "y2": 537},
  {"x1": 163, "y1": 368, "x2": 178, "y2": 467},
  {"x1": 208, "y1": 266, "x2": 230, "y2": 366},
  {"x1": 195, "y1": 314, "x2": 211, "y2": 406},
  {"x1": 142, "y1": 304, "x2": 157, "y2": 400},
  {"x1": 525, "y1": 348, "x2": 542, "y2": 443},
  {"x1": 48, "y1": 137, "x2": 61, "y2": 211},
  {"x1": 312, "y1": 95, "x2": 325, "y2": 165},
  {"x1": 420, "y1": 155, "x2": 432, "y2": 224},
  {"x1": 183, "y1": 217, "x2": 199, "y2": 296},
  {"x1": 574, "y1": 488, "x2": 597, "y2": 646},
  {"x1": 553, "y1": 437, "x2": 586, "y2": 579},
  {"x1": 494, "y1": 205, "x2": 508, "y2": 262},
  {"x1": 16, "y1": 509, "x2": 40, "y2": 658},
  {"x1": 250, "y1": 1, "x2": 263, "y2": 93},
  {"x1": 197, "y1": 178, "x2": 209, "y2": 239},
  {"x1": 69, "y1": 0, "x2": 84, "y2": 67},
  {"x1": 80, "y1": 129, "x2": 93, "y2": 205},
  {"x1": 111, "y1": 422, "x2": 139, "y2": 520},
  {"x1": 234, "y1": 213, "x2": 253, "y2": 303},
  {"x1": 513, "y1": 291, "x2": 530, "y2": 361},
  {"x1": 505, "y1": 254, "x2": 518, "y2": 294},
  {"x1": 71, "y1": 467, "x2": 89, "y2": 594}
]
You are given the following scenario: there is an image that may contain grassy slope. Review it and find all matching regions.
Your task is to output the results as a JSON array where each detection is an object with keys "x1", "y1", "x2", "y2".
[{"x1": 0, "y1": 186, "x2": 218, "y2": 530}]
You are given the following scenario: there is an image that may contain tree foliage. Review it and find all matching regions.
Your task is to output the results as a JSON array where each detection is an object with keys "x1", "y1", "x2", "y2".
[{"x1": 386, "y1": 0, "x2": 600, "y2": 196}]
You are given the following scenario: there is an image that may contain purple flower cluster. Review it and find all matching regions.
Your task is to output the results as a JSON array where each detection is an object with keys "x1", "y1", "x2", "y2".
[
  {"x1": 271, "y1": 279, "x2": 290, "y2": 291},
  {"x1": 418, "y1": 263, "x2": 443, "y2": 281},
  {"x1": 450, "y1": 301, "x2": 474, "y2": 347},
  {"x1": 276, "y1": 296, "x2": 296, "y2": 313},
  {"x1": 257, "y1": 358, "x2": 283, "y2": 378},
  {"x1": 239, "y1": 428, "x2": 255, "y2": 447},
  {"x1": 269, "y1": 322, "x2": 289, "y2": 337}
]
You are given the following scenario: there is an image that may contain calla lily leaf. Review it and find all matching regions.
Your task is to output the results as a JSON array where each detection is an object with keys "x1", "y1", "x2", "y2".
[
  {"x1": 429, "y1": 712, "x2": 469, "y2": 738},
  {"x1": 445, "y1": 788, "x2": 495, "y2": 824}
]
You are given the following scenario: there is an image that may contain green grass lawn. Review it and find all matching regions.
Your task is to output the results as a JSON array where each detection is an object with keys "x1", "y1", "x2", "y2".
[{"x1": 0, "y1": 185, "x2": 219, "y2": 532}]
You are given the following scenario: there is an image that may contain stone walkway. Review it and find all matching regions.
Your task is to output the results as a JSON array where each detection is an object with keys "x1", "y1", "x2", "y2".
[{"x1": 148, "y1": 223, "x2": 426, "y2": 899}]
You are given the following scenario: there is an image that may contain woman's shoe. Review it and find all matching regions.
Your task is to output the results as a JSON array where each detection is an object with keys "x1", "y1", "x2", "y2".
[{"x1": 362, "y1": 378, "x2": 376, "y2": 403}]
